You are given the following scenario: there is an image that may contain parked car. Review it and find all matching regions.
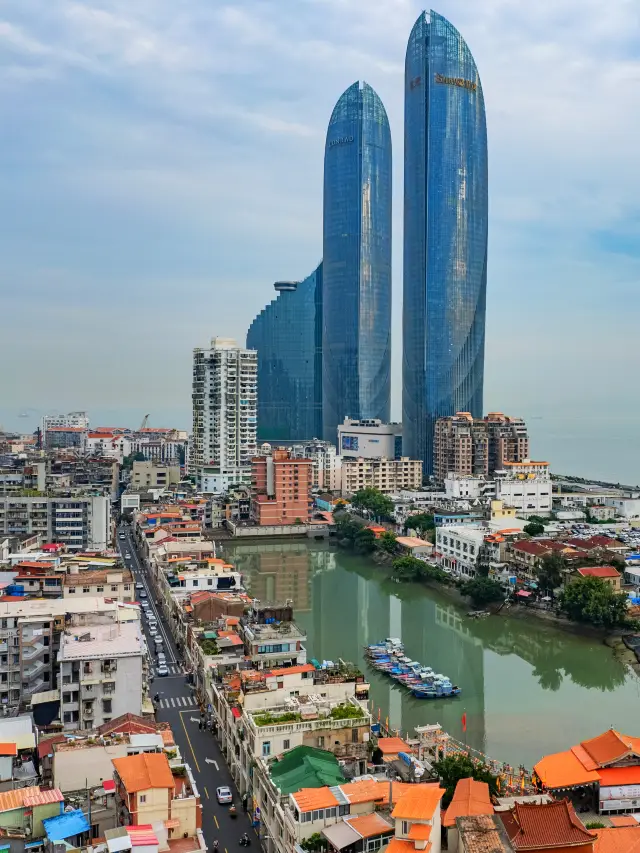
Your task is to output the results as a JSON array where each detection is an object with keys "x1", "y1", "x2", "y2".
[
  {"x1": 139, "y1": 590, "x2": 147, "y2": 598},
  {"x1": 119, "y1": 533, "x2": 125, "y2": 539},
  {"x1": 156, "y1": 652, "x2": 166, "y2": 663},
  {"x1": 136, "y1": 583, "x2": 144, "y2": 591},
  {"x1": 125, "y1": 552, "x2": 131, "y2": 559},
  {"x1": 154, "y1": 636, "x2": 163, "y2": 646},
  {"x1": 156, "y1": 666, "x2": 169, "y2": 677},
  {"x1": 216, "y1": 786, "x2": 233, "y2": 804},
  {"x1": 148, "y1": 627, "x2": 158, "y2": 637}
]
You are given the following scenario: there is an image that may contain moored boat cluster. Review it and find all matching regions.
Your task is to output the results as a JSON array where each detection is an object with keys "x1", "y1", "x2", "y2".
[{"x1": 365, "y1": 638, "x2": 461, "y2": 699}]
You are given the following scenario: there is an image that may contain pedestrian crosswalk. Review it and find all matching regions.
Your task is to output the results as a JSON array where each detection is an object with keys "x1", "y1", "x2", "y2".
[{"x1": 157, "y1": 695, "x2": 197, "y2": 708}]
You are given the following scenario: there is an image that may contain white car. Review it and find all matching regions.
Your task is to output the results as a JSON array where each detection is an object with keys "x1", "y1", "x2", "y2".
[
  {"x1": 156, "y1": 665, "x2": 169, "y2": 677},
  {"x1": 125, "y1": 552, "x2": 131, "y2": 559},
  {"x1": 154, "y1": 636, "x2": 163, "y2": 646}
]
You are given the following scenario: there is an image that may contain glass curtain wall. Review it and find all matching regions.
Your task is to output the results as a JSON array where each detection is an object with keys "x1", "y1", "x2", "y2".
[
  {"x1": 322, "y1": 81, "x2": 392, "y2": 443},
  {"x1": 403, "y1": 10, "x2": 488, "y2": 475},
  {"x1": 247, "y1": 264, "x2": 323, "y2": 441}
]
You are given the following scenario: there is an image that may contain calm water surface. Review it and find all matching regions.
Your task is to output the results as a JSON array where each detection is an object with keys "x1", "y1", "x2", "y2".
[{"x1": 226, "y1": 540, "x2": 640, "y2": 768}]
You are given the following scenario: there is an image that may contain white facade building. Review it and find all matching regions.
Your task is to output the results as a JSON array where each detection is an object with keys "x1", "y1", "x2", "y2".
[
  {"x1": 86, "y1": 433, "x2": 131, "y2": 461},
  {"x1": 58, "y1": 621, "x2": 145, "y2": 730},
  {"x1": 337, "y1": 418, "x2": 402, "y2": 460},
  {"x1": 41, "y1": 411, "x2": 89, "y2": 440},
  {"x1": 0, "y1": 495, "x2": 110, "y2": 550},
  {"x1": 435, "y1": 525, "x2": 486, "y2": 578},
  {"x1": 494, "y1": 477, "x2": 552, "y2": 517},
  {"x1": 604, "y1": 497, "x2": 640, "y2": 519},
  {"x1": 444, "y1": 475, "x2": 495, "y2": 500},
  {"x1": 192, "y1": 338, "x2": 257, "y2": 494},
  {"x1": 291, "y1": 442, "x2": 342, "y2": 492}
]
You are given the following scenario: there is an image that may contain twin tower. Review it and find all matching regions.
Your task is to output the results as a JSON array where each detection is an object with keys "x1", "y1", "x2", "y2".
[{"x1": 247, "y1": 10, "x2": 488, "y2": 475}]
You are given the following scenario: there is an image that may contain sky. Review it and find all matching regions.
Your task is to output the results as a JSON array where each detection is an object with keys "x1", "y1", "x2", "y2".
[{"x1": 1, "y1": 0, "x2": 640, "y2": 481}]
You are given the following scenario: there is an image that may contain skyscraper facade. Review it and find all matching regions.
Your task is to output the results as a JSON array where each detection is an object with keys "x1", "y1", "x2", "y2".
[
  {"x1": 191, "y1": 338, "x2": 257, "y2": 494},
  {"x1": 246, "y1": 265, "x2": 323, "y2": 442},
  {"x1": 322, "y1": 81, "x2": 392, "y2": 443},
  {"x1": 403, "y1": 10, "x2": 488, "y2": 475}
]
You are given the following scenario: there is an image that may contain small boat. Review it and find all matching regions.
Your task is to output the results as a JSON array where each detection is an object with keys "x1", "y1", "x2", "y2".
[
  {"x1": 365, "y1": 639, "x2": 461, "y2": 700},
  {"x1": 412, "y1": 685, "x2": 462, "y2": 699}
]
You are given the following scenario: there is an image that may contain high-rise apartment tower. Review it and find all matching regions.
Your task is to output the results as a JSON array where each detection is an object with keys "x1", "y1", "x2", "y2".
[
  {"x1": 403, "y1": 11, "x2": 488, "y2": 475},
  {"x1": 323, "y1": 81, "x2": 392, "y2": 442},
  {"x1": 192, "y1": 338, "x2": 257, "y2": 493}
]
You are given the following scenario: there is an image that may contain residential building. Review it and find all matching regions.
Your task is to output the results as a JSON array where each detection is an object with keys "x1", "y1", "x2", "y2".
[
  {"x1": 444, "y1": 474, "x2": 495, "y2": 501},
  {"x1": 498, "y1": 800, "x2": 596, "y2": 851},
  {"x1": 403, "y1": 11, "x2": 488, "y2": 475},
  {"x1": 42, "y1": 412, "x2": 89, "y2": 444},
  {"x1": 604, "y1": 497, "x2": 640, "y2": 519},
  {"x1": 456, "y1": 815, "x2": 514, "y2": 853},
  {"x1": 58, "y1": 620, "x2": 145, "y2": 730},
  {"x1": 341, "y1": 457, "x2": 422, "y2": 496},
  {"x1": 338, "y1": 418, "x2": 402, "y2": 460},
  {"x1": 494, "y1": 473, "x2": 552, "y2": 517},
  {"x1": 0, "y1": 786, "x2": 65, "y2": 843},
  {"x1": 0, "y1": 494, "x2": 111, "y2": 550},
  {"x1": 290, "y1": 441, "x2": 342, "y2": 492},
  {"x1": 112, "y1": 751, "x2": 203, "y2": 845},
  {"x1": 86, "y1": 432, "x2": 131, "y2": 461},
  {"x1": 247, "y1": 266, "x2": 323, "y2": 442},
  {"x1": 500, "y1": 460, "x2": 550, "y2": 480},
  {"x1": 132, "y1": 461, "x2": 181, "y2": 490},
  {"x1": 239, "y1": 605, "x2": 307, "y2": 671},
  {"x1": 433, "y1": 414, "x2": 532, "y2": 483},
  {"x1": 575, "y1": 566, "x2": 622, "y2": 590},
  {"x1": 389, "y1": 785, "x2": 445, "y2": 853},
  {"x1": 251, "y1": 449, "x2": 313, "y2": 526},
  {"x1": 63, "y1": 568, "x2": 134, "y2": 603},
  {"x1": 191, "y1": 337, "x2": 257, "y2": 494},
  {"x1": 435, "y1": 526, "x2": 486, "y2": 578},
  {"x1": 0, "y1": 597, "x2": 127, "y2": 714},
  {"x1": 323, "y1": 82, "x2": 392, "y2": 442},
  {"x1": 506, "y1": 540, "x2": 550, "y2": 582},
  {"x1": 442, "y1": 777, "x2": 493, "y2": 853}
]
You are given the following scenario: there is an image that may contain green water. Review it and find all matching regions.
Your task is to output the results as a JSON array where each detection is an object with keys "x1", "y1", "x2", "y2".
[{"x1": 226, "y1": 540, "x2": 640, "y2": 768}]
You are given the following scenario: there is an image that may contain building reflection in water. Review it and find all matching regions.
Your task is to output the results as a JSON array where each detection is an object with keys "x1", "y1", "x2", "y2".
[{"x1": 226, "y1": 542, "x2": 635, "y2": 766}]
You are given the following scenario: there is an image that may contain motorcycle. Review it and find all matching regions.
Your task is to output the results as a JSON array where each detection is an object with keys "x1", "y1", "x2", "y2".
[
  {"x1": 239, "y1": 835, "x2": 250, "y2": 847},
  {"x1": 229, "y1": 804, "x2": 237, "y2": 818}
]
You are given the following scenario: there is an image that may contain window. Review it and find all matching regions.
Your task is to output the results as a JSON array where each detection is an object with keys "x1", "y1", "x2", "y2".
[
  {"x1": 283, "y1": 739, "x2": 290, "y2": 751},
  {"x1": 102, "y1": 699, "x2": 112, "y2": 713},
  {"x1": 124, "y1": 585, "x2": 130, "y2": 591},
  {"x1": 312, "y1": 810, "x2": 321, "y2": 822},
  {"x1": 63, "y1": 712, "x2": 72, "y2": 723},
  {"x1": 68, "y1": 588, "x2": 76, "y2": 594},
  {"x1": 139, "y1": 795, "x2": 147, "y2": 804},
  {"x1": 207, "y1": 578, "x2": 213, "y2": 585},
  {"x1": 262, "y1": 742, "x2": 271, "y2": 757},
  {"x1": 317, "y1": 736, "x2": 324, "y2": 747},
  {"x1": 96, "y1": 586, "x2": 104, "y2": 593},
  {"x1": 111, "y1": 585, "x2": 118, "y2": 592},
  {"x1": 326, "y1": 807, "x2": 336, "y2": 818},
  {"x1": 82, "y1": 587, "x2": 90, "y2": 593},
  {"x1": 301, "y1": 812, "x2": 312, "y2": 824},
  {"x1": 402, "y1": 822, "x2": 410, "y2": 836}
]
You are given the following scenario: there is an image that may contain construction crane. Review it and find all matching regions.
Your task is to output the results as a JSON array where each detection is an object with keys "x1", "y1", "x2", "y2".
[{"x1": 139, "y1": 414, "x2": 150, "y2": 431}]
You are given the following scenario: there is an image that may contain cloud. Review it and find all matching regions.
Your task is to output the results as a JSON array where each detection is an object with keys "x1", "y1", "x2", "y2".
[{"x1": 0, "y1": 0, "x2": 639, "y2": 478}]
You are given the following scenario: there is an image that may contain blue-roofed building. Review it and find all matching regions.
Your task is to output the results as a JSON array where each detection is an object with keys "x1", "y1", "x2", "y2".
[{"x1": 43, "y1": 808, "x2": 90, "y2": 844}]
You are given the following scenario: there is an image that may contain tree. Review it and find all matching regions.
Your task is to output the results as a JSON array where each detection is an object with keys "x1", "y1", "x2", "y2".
[
  {"x1": 392, "y1": 556, "x2": 449, "y2": 584},
  {"x1": 378, "y1": 531, "x2": 397, "y2": 554},
  {"x1": 334, "y1": 514, "x2": 361, "y2": 545},
  {"x1": 536, "y1": 552, "x2": 566, "y2": 592},
  {"x1": 558, "y1": 576, "x2": 630, "y2": 629},
  {"x1": 294, "y1": 517, "x2": 303, "y2": 525},
  {"x1": 404, "y1": 513, "x2": 435, "y2": 535},
  {"x1": 351, "y1": 488, "x2": 394, "y2": 520},
  {"x1": 432, "y1": 754, "x2": 499, "y2": 808},
  {"x1": 460, "y1": 577, "x2": 505, "y2": 606},
  {"x1": 524, "y1": 522, "x2": 545, "y2": 536},
  {"x1": 354, "y1": 527, "x2": 377, "y2": 554},
  {"x1": 300, "y1": 834, "x2": 327, "y2": 853}
]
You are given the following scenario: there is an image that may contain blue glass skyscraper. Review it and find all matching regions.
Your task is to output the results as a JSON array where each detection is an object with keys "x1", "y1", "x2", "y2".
[
  {"x1": 246, "y1": 264, "x2": 323, "y2": 441},
  {"x1": 402, "y1": 10, "x2": 488, "y2": 475},
  {"x1": 322, "y1": 81, "x2": 392, "y2": 443}
]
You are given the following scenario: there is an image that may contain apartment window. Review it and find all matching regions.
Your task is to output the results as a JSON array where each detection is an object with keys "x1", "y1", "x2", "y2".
[
  {"x1": 262, "y1": 742, "x2": 271, "y2": 757},
  {"x1": 402, "y1": 822, "x2": 410, "y2": 836},
  {"x1": 43, "y1": 636, "x2": 49, "y2": 646},
  {"x1": 139, "y1": 795, "x2": 147, "y2": 804},
  {"x1": 326, "y1": 808, "x2": 337, "y2": 818},
  {"x1": 300, "y1": 812, "x2": 312, "y2": 824},
  {"x1": 68, "y1": 588, "x2": 76, "y2": 594},
  {"x1": 338, "y1": 805, "x2": 350, "y2": 817},
  {"x1": 12, "y1": 638, "x2": 18, "y2": 647},
  {"x1": 82, "y1": 587, "x2": 90, "y2": 594},
  {"x1": 317, "y1": 736, "x2": 324, "y2": 748},
  {"x1": 63, "y1": 712, "x2": 72, "y2": 723},
  {"x1": 207, "y1": 578, "x2": 213, "y2": 586},
  {"x1": 283, "y1": 739, "x2": 290, "y2": 751},
  {"x1": 63, "y1": 692, "x2": 73, "y2": 703},
  {"x1": 124, "y1": 585, "x2": 130, "y2": 591},
  {"x1": 312, "y1": 811, "x2": 321, "y2": 822},
  {"x1": 111, "y1": 585, "x2": 118, "y2": 592},
  {"x1": 96, "y1": 586, "x2": 104, "y2": 593},
  {"x1": 103, "y1": 699, "x2": 112, "y2": 713}
]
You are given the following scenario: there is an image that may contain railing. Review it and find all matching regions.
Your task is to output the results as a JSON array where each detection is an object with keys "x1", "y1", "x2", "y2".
[{"x1": 246, "y1": 712, "x2": 371, "y2": 738}]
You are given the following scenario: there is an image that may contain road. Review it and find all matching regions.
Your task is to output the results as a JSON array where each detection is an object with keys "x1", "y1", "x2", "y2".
[{"x1": 117, "y1": 524, "x2": 256, "y2": 853}]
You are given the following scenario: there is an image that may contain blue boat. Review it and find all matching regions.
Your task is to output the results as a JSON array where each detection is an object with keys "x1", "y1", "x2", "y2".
[
  {"x1": 365, "y1": 639, "x2": 461, "y2": 700},
  {"x1": 412, "y1": 685, "x2": 462, "y2": 699}
]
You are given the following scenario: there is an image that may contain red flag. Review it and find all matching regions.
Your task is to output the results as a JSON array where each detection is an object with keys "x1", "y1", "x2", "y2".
[{"x1": 462, "y1": 712, "x2": 467, "y2": 733}]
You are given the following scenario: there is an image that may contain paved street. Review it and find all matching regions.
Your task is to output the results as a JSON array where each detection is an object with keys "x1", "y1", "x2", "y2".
[{"x1": 117, "y1": 524, "x2": 257, "y2": 853}]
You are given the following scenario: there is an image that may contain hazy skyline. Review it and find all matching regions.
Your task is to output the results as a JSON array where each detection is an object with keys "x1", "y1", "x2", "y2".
[{"x1": 2, "y1": 1, "x2": 639, "y2": 481}]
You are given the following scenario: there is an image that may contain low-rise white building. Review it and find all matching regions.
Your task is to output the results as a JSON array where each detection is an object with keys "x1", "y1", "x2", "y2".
[
  {"x1": 604, "y1": 497, "x2": 640, "y2": 519},
  {"x1": 444, "y1": 475, "x2": 494, "y2": 500},
  {"x1": 494, "y1": 477, "x2": 552, "y2": 517},
  {"x1": 435, "y1": 526, "x2": 486, "y2": 578},
  {"x1": 58, "y1": 621, "x2": 145, "y2": 731},
  {"x1": 338, "y1": 418, "x2": 402, "y2": 460}
]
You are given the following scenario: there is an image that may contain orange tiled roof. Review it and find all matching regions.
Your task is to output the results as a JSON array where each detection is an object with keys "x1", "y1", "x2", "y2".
[
  {"x1": 609, "y1": 817, "x2": 639, "y2": 828},
  {"x1": 534, "y1": 749, "x2": 601, "y2": 789},
  {"x1": 501, "y1": 799, "x2": 596, "y2": 850},
  {"x1": 599, "y1": 766, "x2": 640, "y2": 787},
  {"x1": 408, "y1": 824, "x2": 433, "y2": 840},
  {"x1": 24, "y1": 788, "x2": 64, "y2": 807},
  {"x1": 595, "y1": 827, "x2": 640, "y2": 853},
  {"x1": 268, "y1": 664, "x2": 315, "y2": 677},
  {"x1": 112, "y1": 753, "x2": 174, "y2": 792},
  {"x1": 391, "y1": 786, "x2": 444, "y2": 820},
  {"x1": 386, "y1": 841, "x2": 426, "y2": 853},
  {"x1": 160, "y1": 729, "x2": 175, "y2": 747},
  {"x1": 0, "y1": 786, "x2": 40, "y2": 813},
  {"x1": 341, "y1": 780, "x2": 387, "y2": 805},
  {"x1": 577, "y1": 566, "x2": 621, "y2": 579},
  {"x1": 378, "y1": 737, "x2": 410, "y2": 755},
  {"x1": 346, "y1": 813, "x2": 394, "y2": 839},
  {"x1": 442, "y1": 777, "x2": 493, "y2": 828},
  {"x1": 582, "y1": 729, "x2": 634, "y2": 766},
  {"x1": 291, "y1": 788, "x2": 339, "y2": 811},
  {"x1": 0, "y1": 743, "x2": 17, "y2": 757}
]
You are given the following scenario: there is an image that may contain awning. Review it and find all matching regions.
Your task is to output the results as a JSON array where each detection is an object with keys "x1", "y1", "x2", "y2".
[
  {"x1": 322, "y1": 822, "x2": 360, "y2": 850},
  {"x1": 231, "y1": 707, "x2": 242, "y2": 719},
  {"x1": 517, "y1": 590, "x2": 532, "y2": 598},
  {"x1": 31, "y1": 689, "x2": 60, "y2": 705},
  {"x1": 43, "y1": 809, "x2": 90, "y2": 841},
  {"x1": 164, "y1": 819, "x2": 180, "y2": 829}
]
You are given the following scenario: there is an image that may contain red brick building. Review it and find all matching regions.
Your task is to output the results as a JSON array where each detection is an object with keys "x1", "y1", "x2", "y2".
[{"x1": 251, "y1": 449, "x2": 313, "y2": 526}]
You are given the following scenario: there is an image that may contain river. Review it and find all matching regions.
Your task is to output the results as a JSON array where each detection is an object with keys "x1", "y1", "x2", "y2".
[{"x1": 226, "y1": 540, "x2": 640, "y2": 769}]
